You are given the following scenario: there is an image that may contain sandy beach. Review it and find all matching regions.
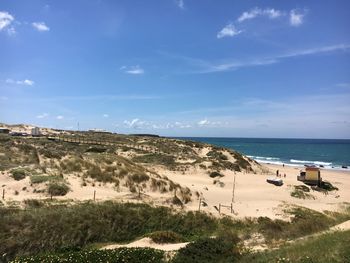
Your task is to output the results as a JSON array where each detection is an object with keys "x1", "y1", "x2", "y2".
[
  {"x1": 162, "y1": 163, "x2": 350, "y2": 219},
  {"x1": 2, "y1": 161, "x2": 349, "y2": 220}
]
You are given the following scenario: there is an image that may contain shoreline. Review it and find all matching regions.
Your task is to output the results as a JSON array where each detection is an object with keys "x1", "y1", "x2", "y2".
[{"x1": 254, "y1": 159, "x2": 350, "y2": 172}]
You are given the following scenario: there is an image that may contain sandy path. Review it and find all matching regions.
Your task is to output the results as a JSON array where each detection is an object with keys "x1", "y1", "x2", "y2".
[{"x1": 102, "y1": 237, "x2": 189, "y2": 251}]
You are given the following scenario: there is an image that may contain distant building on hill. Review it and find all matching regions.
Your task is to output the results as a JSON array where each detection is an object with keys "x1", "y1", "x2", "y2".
[
  {"x1": 31, "y1": 127, "x2": 41, "y2": 136},
  {"x1": 0, "y1": 128, "x2": 10, "y2": 134},
  {"x1": 88, "y1": 129, "x2": 111, "y2": 134}
]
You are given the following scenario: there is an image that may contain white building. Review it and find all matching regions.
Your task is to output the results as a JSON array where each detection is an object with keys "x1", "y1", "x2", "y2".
[{"x1": 31, "y1": 127, "x2": 41, "y2": 136}]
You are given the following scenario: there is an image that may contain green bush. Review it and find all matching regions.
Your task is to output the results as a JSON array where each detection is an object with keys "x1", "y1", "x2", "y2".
[
  {"x1": 24, "y1": 199, "x2": 44, "y2": 208},
  {"x1": 209, "y1": 171, "x2": 224, "y2": 178},
  {"x1": 0, "y1": 202, "x2": 218, "y2": 261},
  {"x1": 47, "y1": 183, "x2": 70, "y2": 196},
  {"x1": 128, "y1": 173, "x2": 150, "y2": 183},
  {"x1": 11, "y1": 248, "x2": 165, "y2": 263},
  {"x1": 291, "y1": 185, "x2": 315, "y2": 200},
  {"x1": 148, "y1": 231, "x2": 183, "y2": 244},
  {"x1": 320, "y1": 181, "x2": 338, "y2": 191},
  {"x1": 172, "y1": 236, "x2": 241, "y2": 263},
  {"x1": 30, "y1": 175, "x2": 59, "y2": 184},
  {"x1": 11, "y1": 169, "x2": 27, "y2": 181}
]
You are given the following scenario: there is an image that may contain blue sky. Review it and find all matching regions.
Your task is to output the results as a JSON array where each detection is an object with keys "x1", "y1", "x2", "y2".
[{"x1": 1, "y1": 0, "x2": 350, "y2": 138}]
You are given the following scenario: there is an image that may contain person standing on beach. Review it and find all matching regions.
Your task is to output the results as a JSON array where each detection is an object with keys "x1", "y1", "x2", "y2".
[{"x1": 276, "y1": 170, "x2": 279, "y2": 177}]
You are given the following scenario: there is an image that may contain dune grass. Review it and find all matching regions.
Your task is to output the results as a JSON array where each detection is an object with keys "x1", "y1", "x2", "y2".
[
  {"x1": 1, "y1": 201, "x2": 349, "y2": 262},
  {"x1": 239, "y1": 230, "x2": 350, "y2": 263}
]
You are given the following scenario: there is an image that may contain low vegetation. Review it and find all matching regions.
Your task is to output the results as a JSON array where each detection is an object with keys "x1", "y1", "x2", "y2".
[
  {"x1": 11, "y1": 169, "x2": 27, "y2": 181},
  {"x1": 47, "y1": 182, "x2": 70, "y2": 196},
  {"x1": 239, "y1": 230, "x2": 350, "y2": 263},
  {"x1": 11, "y1": 248, "x2": 165, "y2": 263},
  {"x1": 147, "y1": 231, "x2": 183, "y2": 244},
  {"x1": 172, "y1": 235, "x2": 241, "y2": 263},
  {"x1": 1, "y1": 202, "x2": 349, "y2": 262},
  {"x1": 291, "y1": 185, "x2": 315, "y2": 199}
]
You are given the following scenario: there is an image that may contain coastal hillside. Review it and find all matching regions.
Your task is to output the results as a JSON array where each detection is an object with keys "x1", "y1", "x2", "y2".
[
  {"x1": 1, "y1": 125, "x2": 350, "y2": 262},
  {"x1": 0, "y1": 126, "x2": 261, "y2": 208}
]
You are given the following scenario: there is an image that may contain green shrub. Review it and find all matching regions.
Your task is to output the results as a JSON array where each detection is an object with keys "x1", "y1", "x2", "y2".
[
  {"x1": 0, "y1": 202, "x2": 218, "y2": 261},
  {"x1": 291, "y1": 185, "x2": 315, "y2": 199},
  {"x1": 320, "y1": 181, "x2": 338, "y2": 191},
  {"x1": 11, "y1": 169, "x2": 27, "y2": 181},
  {"x1": 172, "y1": 236, "x2": 241, "y2": 263},
  {"x1": 85, "y1": 147, "x2": 106, "y2": 153},
  {"x1": 30, "y1": 175, "x2": 59, "y2": 184},
  {"x1": 209, "y1": 171, "x2": 223, "y2": 178},
  {"x1": 11, "y1": 248, "x2": 165, "y2": 263},
  {"x1": 47, "y1": 183, "x2": 70, "y2": 196},
  {"x1": 128, "y1": 173, "x2": 150, "y2": 183},
  {"x1": 171, "y1": 195, "x2": 183, "y2": 206},
  {"x1": 132, "y1": 153, "x2": 176, "y2": 167},
  {"x1": 148, "y1": 231, "x2": 183, "y2": 244},
  {"x1": 239, "y1": 230, "x2": 350, "y2": 263},
  {"x1": 24, "y1": 199, "x2": 44, "y2": 208}
]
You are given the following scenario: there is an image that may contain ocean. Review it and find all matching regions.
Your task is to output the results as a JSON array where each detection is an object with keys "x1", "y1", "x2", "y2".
[{"x1": 177, "y1": 137, "x2": 350, "y2": 170}]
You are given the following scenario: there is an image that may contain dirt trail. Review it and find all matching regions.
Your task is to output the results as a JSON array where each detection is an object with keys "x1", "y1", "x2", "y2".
[
  {"x1": 102, "y1": 237, "x2": 189, "y2": 252},
  {"x1": 101, "y1": 220, "x2": 350, "y2": 253}
]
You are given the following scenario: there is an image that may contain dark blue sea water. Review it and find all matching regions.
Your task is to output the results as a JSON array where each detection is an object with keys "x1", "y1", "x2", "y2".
[{"x1": 177, "y1": 138, "x2": 350, "y2": 170}]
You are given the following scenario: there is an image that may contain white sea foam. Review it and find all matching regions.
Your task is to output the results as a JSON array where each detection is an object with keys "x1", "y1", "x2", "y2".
[
  {"x1": 290, "y1": 159, "x2": 332, "y2": 166},
  {"x1": 248, "y1": 155, "x2": 280, "y2": 160}
]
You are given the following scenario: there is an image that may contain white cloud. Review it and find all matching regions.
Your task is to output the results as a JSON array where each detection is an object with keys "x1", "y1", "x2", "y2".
[
  {"x1": 36, "y1": 113, "x2": 49, "y2": 119},
  {"x1": 336, "y1": 83, "x2": 350, "y2": 88},
  {"x1": 124, "y1": 118, "x2": 143, "y2": 128},
  {"x1": 290, "y1": 9, "x2": 305, "y2": 27},
  {"x1": 217, "y1": 23, "x2": 242, "y2": 39},
  {"x1": 173, "y1": 43, "x2": 350, "y2": 74},
  {"x1": 197, "y1": 119, "x2": 223, "y2": 127},
  {"x1": 121, "y1": 65, "x2": 144, "y2": 75},
  {"x1": 5, "y1": 78, "x2": 35, "y2": 86},
  {"x1": 123, "y1": 119, "x2": 192, "y2": 130},
  {"x1": 198, "y1": 119, "x2": 210, "y2": 126},
  {"x1": 237, "y1": 8, "x2": 283, "y2": 23},
  {"x1": 175, "y1": 0, "x2": 184, "y2": 9},
  {"x1": 0, "y1": 11, "x2": 15, "y2": 35},
  {"x1": 103, "y1": 114, "x2": 109, "y2": 118},
  {"x1": 0, "y1": 11, "x2": 14, "y2": 30},
  {"x1": 32, "y1": 22, "x2": 50, "y2": 32},
  {"x1": 56, "y1": 115, "x2": 64, "y2": 120}
]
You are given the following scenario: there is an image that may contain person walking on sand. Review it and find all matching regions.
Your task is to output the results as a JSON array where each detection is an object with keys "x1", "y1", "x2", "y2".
[
  {"x1": 284, "y1": 173, "x2": 286, "y2": 178},
  {"x1": 276, "y1": 170, "x2": 279, "y2": 177}
]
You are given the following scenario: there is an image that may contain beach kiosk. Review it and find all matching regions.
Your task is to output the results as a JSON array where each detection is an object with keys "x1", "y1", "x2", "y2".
[{"x1": 297, "y1": 167, "x2": 322, "y2": 186}]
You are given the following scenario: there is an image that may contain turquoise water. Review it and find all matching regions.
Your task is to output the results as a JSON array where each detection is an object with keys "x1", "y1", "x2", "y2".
[{"x1": 177, "y1": 138, "x2": 350, "y2": 170}]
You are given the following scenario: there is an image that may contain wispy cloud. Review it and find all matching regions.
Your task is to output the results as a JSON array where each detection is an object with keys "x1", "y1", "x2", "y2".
[
  {"x1": 14, "y1": 94, "x2": 160, "y2": 103},
  {"x1": 120, "y1": 65, "x2": 144, "y2": 75},
  {"x1": 237, "y1": 7, "x2": 284, "y2": 23},
  {"x1": 217, "y1": 23, "x2": 242, "y2": 39},
  {"x1": 0, "y1": 11, "x2": 15, "y2": 35},
  {"x1": 123, "y1": 118, "x2": 191, "y2": 130},
  {"x1": 279, "y1": 44, "x2": 350, "y2": 58},
  {"x1": 290, "y1": 9, "x2": 306, "y2": 27},
  {"x1": 165, "y1": 43, "x2": 350, "y2": 74},
  {"x1": 56, "y1": 115, "x2": 64, "y2": 120},
  {"x1": 336, "y1": 83, "x2": 350, "y2": 88},
  {"x1": 32, "y1": 22, "x2": 50, "y2": 32},
  {"x1": 36, "y1": 113, "x2": 49, "y2": 119},
  {"x1": 175, "y1": 0, "x2": 185, "y2": 9},
  {"x1": 5, "y1": 78, "x2": 35, "y2": 86},
  {"x1": 103, "y1": 114, "x2": 109, "y2": 118}
]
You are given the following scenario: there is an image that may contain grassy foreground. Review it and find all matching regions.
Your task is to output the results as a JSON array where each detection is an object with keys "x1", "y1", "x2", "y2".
[
  {"x1": 240, "y1": 230, "x2": 350, "y2": 263},
  {"x1": 1, "y1": 201, "x2": 349, "y2": 262},
  {"x1": 10, "y1": 231, "x2": 350, "y2": 263}
]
